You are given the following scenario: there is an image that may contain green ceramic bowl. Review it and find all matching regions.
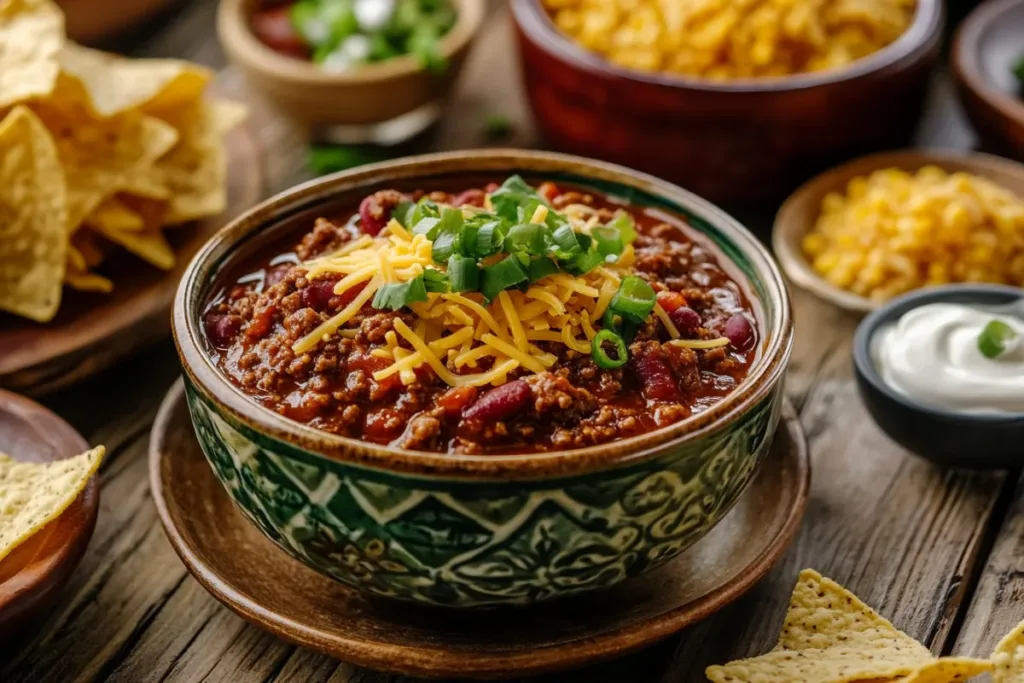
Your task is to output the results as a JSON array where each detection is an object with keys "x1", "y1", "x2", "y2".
[{"x1": 172, "y1": 150, "x2": 793, "y2": 608}]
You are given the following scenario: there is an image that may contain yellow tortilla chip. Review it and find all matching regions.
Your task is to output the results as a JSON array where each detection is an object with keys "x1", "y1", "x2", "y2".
[
  {"x1": 87, "y1": 222, "x2": 175, "y2": 271},
  {"x1": 0, "y1": 0, "x2": 63, "y2": 108},
  {"x1": 0, "y1": 105, "x2": 68, "y2": 322},
  {"x1": 891, "y1": 658, "x2": 992, "y2": 682},
  {"x1": 30, "y1": 99, "x2": 179, "y2": 232},
  {"x1": 64, "y1": 267, "x2": 113, "y2": 293},
  {"x1": 993, "y1": 619, "x2": 1024, "y2": 683},
  {"x1": 0, "y1": 446, "x2": 104, "y2": 563},
  {"x1": 56, "y1": 43, "x2": 212, "y2": 117},
  {"x1": 706, "y1": 570, "x2": 935, "y2": 683},
  {"x1": 156, "y1": 100, "x2": 246, "y2": 224},
  {"x1": 70, "y1": 229, "x2": 106, "y2": 268},
  {"x1": 88, "y1": 197, "x2": 145, "y2": 231}
]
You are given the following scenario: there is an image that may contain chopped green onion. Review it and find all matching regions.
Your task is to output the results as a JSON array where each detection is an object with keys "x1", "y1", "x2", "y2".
[
  {"x1": 609, "y1": 276, "x2": 656, "y2": 323},
  {"x1": 448, "y1": 255, "x2": 479, "y2": 292},
  {"x1": 601, "y1": 308, "x2": 640, "y2": 343},
  {"x1": 592, "y1": 225, "x2": 624, "y2": 260},
  {"x1": 481, "y1": 255, "x2": 529, "y2": 302},
  {"x1": 592, "y1": 329, "x2": 628, "y2": 369},
  {"x1": 410, "y1": 198, "x2": 440, "y2": 227},
  {"x1": 423, "y1": 268, "x2": 450, "y2": 293},
  {"x1": 565, "y1": 247, "x2": 604, "y2": 275},
  {"x1": 393, "y1": 200, "x2": 416, "y2": 228},
  {"x1": 549, "y1": 224, "x2": 582, "y2": 256},
  {"x1": 606, "y1": 211, "x2": 638, "y2": 244},
  {"x1": 490, "y1": 175, "x2": 545, "y2": 224},
  {"x1": 528, "y1": 257, "x2": 559, "y2": 282},
  {"x1": 430, "y1": 208, "x2": 464, "y2": 262},
  {"x1": 503, "y1": 223, "x2": 547, "y2": 255},
  {"x1": 372, "y1": 276, "x2": 427, "y2": 311},
  {"x1": 412, "y1": 216, "x2": 440, "y2": 239},
  {"x1": 307, "y1": 145, "x2": 385, "y2": 175},
  {"x1": 474, "y1": 221, "x2": 505, "y2": 257},
  {"x1": 978, "y1": 319, "x2": 1018, "y2": 359},
  {"x1": 1013, "y1": 55, "x2": 1024, "y2": 88}
]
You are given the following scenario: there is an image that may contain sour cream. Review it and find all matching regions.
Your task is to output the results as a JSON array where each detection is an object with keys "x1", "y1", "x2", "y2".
[{"x1": 872, "y1": 303, "x2": 1024, "y2": 414}]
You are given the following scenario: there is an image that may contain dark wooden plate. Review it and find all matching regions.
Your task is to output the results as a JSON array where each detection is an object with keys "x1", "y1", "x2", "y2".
[
  {"x1": 150, "y1": 380, "x2": 810, "y2": 679},
  {"x1": 0, "y1": 390, "x2": 99, "y2": 640},
  {"x1": 0, "y1": 86, "x2": 264, "y2": 396},
  {"x1": 953, "y1": 0, "x2": 1024, "y2": 160}
]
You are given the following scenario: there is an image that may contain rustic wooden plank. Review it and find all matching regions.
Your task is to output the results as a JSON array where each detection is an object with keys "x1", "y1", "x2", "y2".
[{"x1": 950, "y1": 471, "x2": 1024, "y2": 660}]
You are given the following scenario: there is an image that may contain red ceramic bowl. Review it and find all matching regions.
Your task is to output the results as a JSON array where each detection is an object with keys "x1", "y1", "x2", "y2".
[{"x1": 511, "y1": 0, "x2": 944, "y2": 205}]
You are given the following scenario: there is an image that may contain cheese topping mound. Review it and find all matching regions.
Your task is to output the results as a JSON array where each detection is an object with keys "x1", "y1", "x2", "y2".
[{"x1": 291, "y1": 212, "x2": 655, "y2": 388}]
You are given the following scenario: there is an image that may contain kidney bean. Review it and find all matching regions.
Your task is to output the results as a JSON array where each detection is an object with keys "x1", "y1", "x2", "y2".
[
  {"x1": 301, "y1": 276, "x2": 341, "y2": 311},
  {"x1": 632, "y1": 345, "x2": 682, "y2": 402},
  {"x1": 250, "y1": 8, "x2": 309, "y2": 60},
  {"x1": 358, "y1": 190, "x2": 405, "y2": 236},
  {"x1": 264, "y1": 264, "x2": 291, "y2": 288},
  {"x1": 462, "y1": 380, "x2": 532, "y2": 422},
  {"x1": 452, "y1": 189, "x2": 486, "y2": 208},
  {"x1": 723, "y1": 313, "x2": 755, "y2": 350},
  {"x1": 205, "y1": 313, "x2": 242, "y2": 348},
  {"x1": 670, "y1": 306, "x2": 702, "y2": 336}
]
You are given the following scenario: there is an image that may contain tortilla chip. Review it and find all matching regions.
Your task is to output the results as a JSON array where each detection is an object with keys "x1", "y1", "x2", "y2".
[
  {"x1": 56, "y1": 43, "x2": 212, "y2": 117},
  {"x1": 30, "y1": 100, "x2": 179, "y2": 232},
  {"x1": 0, "y1": 446, "x2": 103, "y2": 563},
  {"x1": 706, "y1": 570, "x2": 935, "y2": 683},
  {"x1": 156, "y1": 100, "x2": 245, "y2": 225},
  {"x1": 88, "y1": 197, "x2": 145, "y2": 231},
  {"x1": 0, "y1": 0, "x2": 63, "y2": 108},
  {"x1": 891, "y1": 658, "x2": 992, "y2": 682},
  {"x1": 992, "y1": 619, "x2": 1024, "y2": 683},
  {"x1": 64, "y1": 267, "x2": 113, "y2": 293},
  {"x1": 0, "y1": 106, "x2": 68, "y2": 322},
  {"x1": 775, "y1": 570, "x2": 932, "y2": 656},
  {"x1": 87, "y1": 222, "x2": 175, "y2": 271},
  {"x1": 70, "y1": 229, "x2": 106, "y2": 268}
]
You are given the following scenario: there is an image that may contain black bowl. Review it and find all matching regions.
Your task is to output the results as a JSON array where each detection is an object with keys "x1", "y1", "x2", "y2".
[{"x1": 853, "y1": 284, "x2": 1024, "y2": 469}]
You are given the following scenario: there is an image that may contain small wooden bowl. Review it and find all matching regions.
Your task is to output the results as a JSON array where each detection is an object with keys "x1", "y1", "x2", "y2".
[
  {"x1": 0, "y1": 390, "x2": 99, "y2": 639},
  {"x1": 953, "y1": 0, "x2": 1024, "y2": 161},
  {"x1": 511, "y1": 0, "x2": 943, "y2": 205},
  {"x1": 58, "y1": 0, "x2": 181, "y2": 45},
  {"x1": 218, "y1": 0, "x2": 484, "y2": 130},
  {"x1": 773, "y1": 149, "x2": 1024, "y2": 313}
]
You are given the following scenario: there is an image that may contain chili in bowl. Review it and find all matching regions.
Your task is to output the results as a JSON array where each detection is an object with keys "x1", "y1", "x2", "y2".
[{"x1": 173, "y1": 150, "x2": 793, "y2": 607}]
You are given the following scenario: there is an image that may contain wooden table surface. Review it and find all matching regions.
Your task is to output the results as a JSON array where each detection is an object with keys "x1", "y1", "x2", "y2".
[{"x1": 3, "y1": 1, "x2": 1023, "y2": 681}]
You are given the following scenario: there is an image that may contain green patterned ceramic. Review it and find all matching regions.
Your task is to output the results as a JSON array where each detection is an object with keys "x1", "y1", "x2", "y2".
[{"x1": 172, "y1": 151, "x2": 793, "y2": 608}]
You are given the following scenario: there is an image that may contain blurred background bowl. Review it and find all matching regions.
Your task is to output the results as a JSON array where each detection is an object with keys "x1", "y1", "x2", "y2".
[
  {"x1": 218, "y1": 0, "x2": 484, "y2": 136},
  {"x1": 59, "y1": 0, "x2": 182, "y2": 45},
  {"x1": 511, "y1": 0, "x2": 943, "y2": 205},
  {"x1": 952, "y1": 0, "x2": 1024, "y2": 161}
]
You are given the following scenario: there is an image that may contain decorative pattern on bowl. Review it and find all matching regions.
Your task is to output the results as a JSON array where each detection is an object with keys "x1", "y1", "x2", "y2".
[
  {"x1": 172, "y1": 150, "x2": 794, "y2": 608},
  {"x1": 185, "y1": 380, "x2": 781, "y2": 607}
]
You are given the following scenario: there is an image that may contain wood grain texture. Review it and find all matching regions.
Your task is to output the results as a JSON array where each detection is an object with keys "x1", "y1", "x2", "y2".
[{"x1": 1, "y1": 0, "x2": 1021, "y2": 681}]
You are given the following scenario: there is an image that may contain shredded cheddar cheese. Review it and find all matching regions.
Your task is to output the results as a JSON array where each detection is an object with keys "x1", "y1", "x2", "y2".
[{"x1": 289, "y1": 212, "x2": 643, "y2": 387}]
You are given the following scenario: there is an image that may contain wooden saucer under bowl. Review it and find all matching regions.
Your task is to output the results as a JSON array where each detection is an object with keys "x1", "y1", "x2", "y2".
[
  {"x1": 0, "y1": 390, "x2": 99, "y2": 640},
  {"x1": 150, "y1": 380, "x2": 810, "y2": 679}
]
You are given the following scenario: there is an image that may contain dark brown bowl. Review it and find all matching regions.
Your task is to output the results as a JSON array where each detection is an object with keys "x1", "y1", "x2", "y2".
[
  {"x1": 511, "y1": 0, "x2": 944, "y2": 205},
  {"x1": 953, "y1": 0, "x2": 1024, "y2": 161}
]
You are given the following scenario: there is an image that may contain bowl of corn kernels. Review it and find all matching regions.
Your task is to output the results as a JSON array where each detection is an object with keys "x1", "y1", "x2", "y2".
[
  {"x1": 773, "y1": 150, "x2": 1024, "y2": 313},
  {"x1": 510, "y1": 0, "x2": 943, "y2": 204}
]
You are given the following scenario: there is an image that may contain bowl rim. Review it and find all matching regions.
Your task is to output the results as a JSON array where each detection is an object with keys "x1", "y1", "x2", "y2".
[
  {"x1": 217, "y1": 0, "x2": 485, "y2": 85},
  {"x1": 852, "y1": 283, "x2": 1024, "y2": 424},
  {"x1": 952, "y1": 0, "x2": 1024, "y2": 129},
  {"x1": 172, "y1": 149, "x2": 793, "y2": 480},
  {"x1": 510, "y1": 0, "x2": 943, "y2": 93},
  {"x1": 772, "y1": 148, "x2": 1024, "y2": 314}
]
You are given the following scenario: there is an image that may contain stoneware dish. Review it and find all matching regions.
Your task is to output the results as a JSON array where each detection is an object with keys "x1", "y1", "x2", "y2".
[
  {"x1": 853, "y1": 284, "x2": 1024, "y2": 469},
  {"x1": 953, "y1": 0, "x2": 1024, "y2": 161},
  {"x1": 510, "y1": 0, "x2": 943, "y2": 205},
  {"x1": 218, "y1": 0, "x2": 484, "y2": 135},
  {"x1": 0, "y1": 390, "x2": 99, "y2": 639},
  {"x1": 774, "y1": 149, "x2": 1024, "y2": 314},
  {"x1": 171, "y1": 150, "x2": 794, "y2": 608}
]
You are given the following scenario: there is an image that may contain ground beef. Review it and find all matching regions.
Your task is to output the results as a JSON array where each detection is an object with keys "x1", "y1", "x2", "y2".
[{"x1": 203, "y1": 182, "x2": 757, "y2": 454}]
